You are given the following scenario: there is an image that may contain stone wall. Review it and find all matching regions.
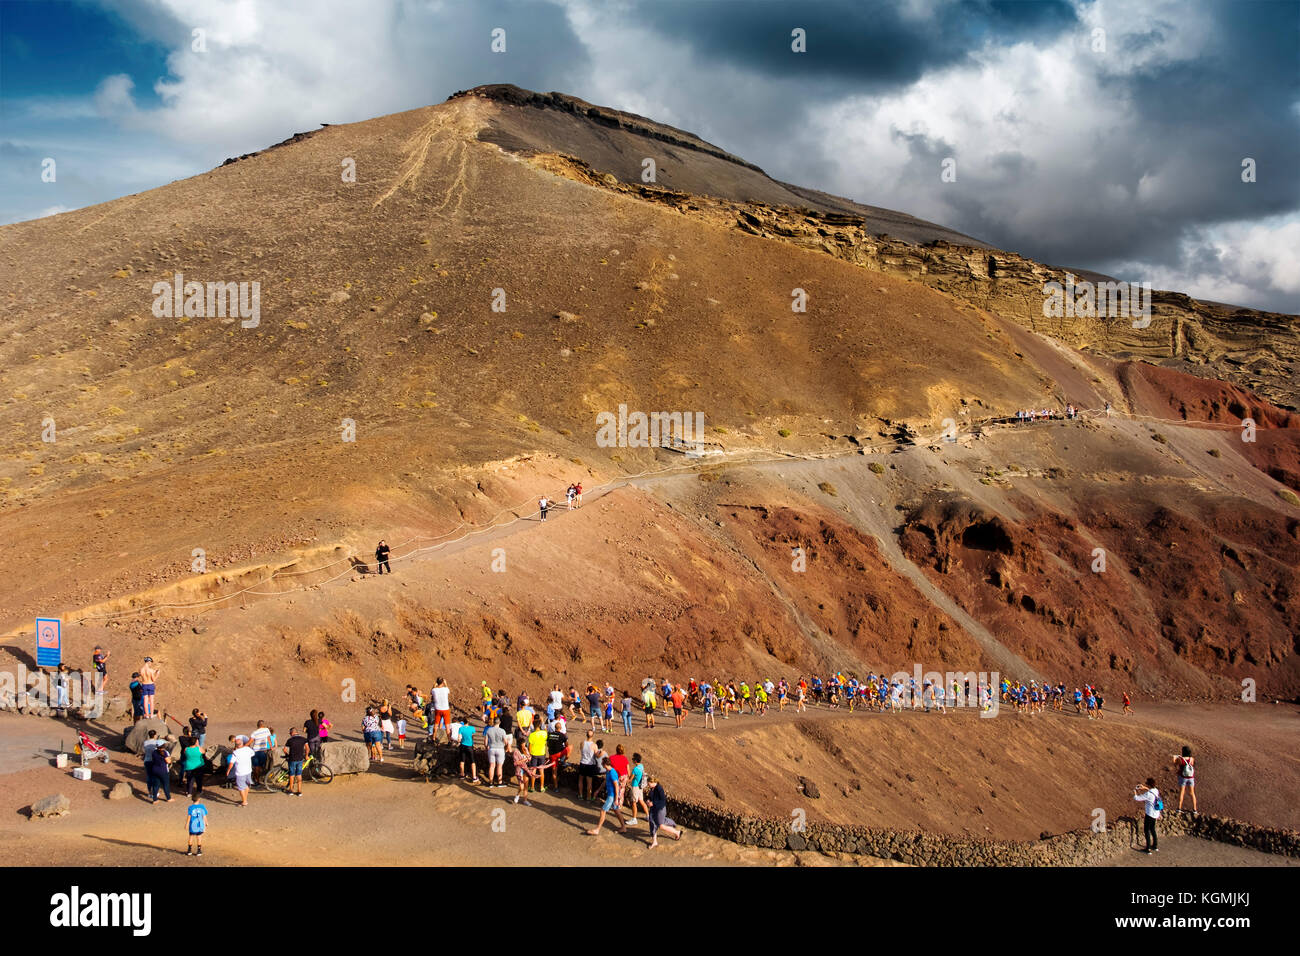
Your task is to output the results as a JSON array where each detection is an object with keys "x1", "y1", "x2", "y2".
[{"x1": 664, "y1": 797, "x2": 1300, "y2": 866}]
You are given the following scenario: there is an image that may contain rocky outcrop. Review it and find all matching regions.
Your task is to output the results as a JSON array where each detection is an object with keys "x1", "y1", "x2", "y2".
[
  {"x1": 664, "y1": 797, "x2": 1299, "y2": 865},
  {"x1": 530, "y1": 151, "x2": 1298, "y2": 410}
]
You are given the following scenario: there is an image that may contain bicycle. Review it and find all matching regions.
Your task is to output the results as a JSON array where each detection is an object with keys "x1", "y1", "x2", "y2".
[{"x1": 260, "y1": 753, "x2": 333, "y2": 791}]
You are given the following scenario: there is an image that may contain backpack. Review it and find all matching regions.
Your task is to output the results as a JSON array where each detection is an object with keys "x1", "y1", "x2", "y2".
[{"x1": 1153, "y1": 793, "x2": 1163, "y2": 813}]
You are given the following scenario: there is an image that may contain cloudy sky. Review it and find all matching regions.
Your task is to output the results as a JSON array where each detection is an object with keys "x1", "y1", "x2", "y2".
[{"x1": 2, "y1": 0, "x2": 1297, "y2": 311}]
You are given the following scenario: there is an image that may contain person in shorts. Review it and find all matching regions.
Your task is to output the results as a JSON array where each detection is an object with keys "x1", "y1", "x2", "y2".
[
  {"x1": 227, "y1": 736, "x2": 254, "y2": 807},
  {"x1": 283, "y1": 727, "x2": 309, "y2": 796},
  {"x1": 92, "y1": 646, "x2": 109, "y2": 694},
  {"x1": 527, "y1": 722, "x2": 549, "y2": 793},
  {"x1": 578, "y1": 730, "x2": 599, "y2": 799},
  {"x1": 362, "y1": 707, "x2": 383, "y2": 762},
  {"x1": 185, "y1": 792, "x2": 208, "y2": 856},
  {"x1": 585, "y1": 757, "x2": 627, "y2": 835},
  {"x1": 1173, "y1": 746, "x2": 1197, "y2": 815},
  {"x1": 511, "y1": 742, "x2": 537, "y2": 806},
  {"x1": 457, "y1": 719, "x2": 480, "y2": 783},
  {"x1": 485, "y1": 719, "x2": 508, "y2": 788},
  {"x1": 627, "y1": 753, "x2": 649, "y2": 824}
]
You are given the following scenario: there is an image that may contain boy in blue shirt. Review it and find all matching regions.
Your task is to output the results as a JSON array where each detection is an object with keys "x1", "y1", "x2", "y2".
[
  {"x1": 185, "y1": 792, "x2": 208, "y2": 856},
  {"x1": 457, "y1": 720, "x2": 479, "y2": 783}
]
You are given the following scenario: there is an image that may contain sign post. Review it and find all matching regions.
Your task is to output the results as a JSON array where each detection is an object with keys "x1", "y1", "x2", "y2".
[{"x1": 36, "y1": 618, "x2": 62, "y2": 668}]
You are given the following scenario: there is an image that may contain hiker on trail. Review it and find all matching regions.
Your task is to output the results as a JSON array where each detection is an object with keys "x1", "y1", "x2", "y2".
[
  {"x1": 189, "y1": 709, "x2": 208, "y2": 747},
  {"x1": 1173, "y1": 746, "x2": 1197, "y2": 815},
  {"x1": 407, "y1": 686, "x2": 428, "y2": 731},
  {"x1": 283, "y1": 727, "x2": 309, "y2": 796},
  {"x1": 586, "y1": 684, "x2": 604, "y2": 732},
  {"x1": 1133, "y1": 778, "x2": 1162, "y2": 853},
  {"x1": 1122, "y1": 690, "x2": 1133, "y2": 715},
  {"x1": 375, "y1": 539, "x2": 392, "y2": 574},
  {"x1": 92, "y1": 646, "x2": 109, "y2": 693},
  {"x1": 702, "y1": 684, "x2": 717, "y2": 729},
  {"x1": 574, "y1": 482, "x2": 583, "y2": 507},
  {"x1": 586, "y1": 756, "x2": 628, "y2": 836},
  {"x1": 185, "y1": 792, "x2": 208, "y2": 857},
  {"x1": 431, "y1": 678, "x2": 452, "y2": 741},
  {"x1": 642, "y1": 685, "x2": 657, "y2": 728},
  {"x1": 318, "y1": 711, "x2": 332, "y2": 747},
  {"x1": 538, "y1": 495, "x2": 550, "y2": 521},
  {"x1": 566, "y1": 484, "x2": 576, "y2": 510},
  {"x1": 139, "y1": 656, "x2": 160, "y2": 719},
  {"x1": 671, "y1": 685, "x2": 686, "y2": 728},
  {"x1": 1105, "y1": 401, "x2": 1112, "y2": 418},
  {"x1": 645, "y1": 773, "x2": 682, "y2": 848},
  {"x1": 228, "y1": 735, "x2": 254, "y2": 807}
]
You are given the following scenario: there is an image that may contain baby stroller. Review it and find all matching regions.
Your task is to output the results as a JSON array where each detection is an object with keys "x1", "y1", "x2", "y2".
[{"x1": 74, "y1": 730, "x2": 111, "y2": 766}]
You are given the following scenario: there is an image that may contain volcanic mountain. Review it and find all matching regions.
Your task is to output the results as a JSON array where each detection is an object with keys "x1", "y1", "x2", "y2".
[{"x1": 0, "y1": 82, "x2": 1297, "y2": 723}]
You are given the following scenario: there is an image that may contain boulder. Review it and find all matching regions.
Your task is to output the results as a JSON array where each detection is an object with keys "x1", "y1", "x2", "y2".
[
  {"x1": 123, "y1": 719, "x2": 169, "y2": 754},
  {"x1": 32, "y1": 793, "x2": 70, "y2": 818},
  {"x1": 99, "y1": 697, "x2": 130, "y2": 720},
  {"x1": 798, "y1": 776, "x2": 821, "y2": 799},
  {"x1": 321, "y1": 740, "x2": 369, "y2": 775},
  {"x1": 413, "y1": 738, "x2": 472, "y2": 778},
  {"x1": 108, "y1": 782, "x2": 131, "y2": 800}
]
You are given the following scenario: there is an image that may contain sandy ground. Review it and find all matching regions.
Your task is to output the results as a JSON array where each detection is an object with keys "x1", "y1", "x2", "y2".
[{"x1": 1, "y1": 698, "x2": 1294, "y2": 867}]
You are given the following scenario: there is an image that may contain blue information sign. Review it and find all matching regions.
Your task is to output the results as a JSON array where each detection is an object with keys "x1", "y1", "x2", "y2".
[{"x1": 36, "y1": 618, "x2": 62, "y2": 667}]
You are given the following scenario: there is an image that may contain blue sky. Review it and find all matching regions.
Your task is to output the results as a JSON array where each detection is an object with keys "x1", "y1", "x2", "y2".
[{"x1": 1, "y1": 0, "x2": 1297, "y2": 312}]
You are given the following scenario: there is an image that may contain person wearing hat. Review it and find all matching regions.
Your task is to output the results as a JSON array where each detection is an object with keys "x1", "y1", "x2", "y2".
[{"x1": 139, "y1": 656, "x2": 160, "y2": 719}]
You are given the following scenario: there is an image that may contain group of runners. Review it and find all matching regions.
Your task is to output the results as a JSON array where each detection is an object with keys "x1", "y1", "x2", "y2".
[
  {"x1": 1015, "y1": 404, "x2": 1080, "y2": 422},
  {"x1": 395, "y1": 673, "x2": 1134, "y2": 738}
]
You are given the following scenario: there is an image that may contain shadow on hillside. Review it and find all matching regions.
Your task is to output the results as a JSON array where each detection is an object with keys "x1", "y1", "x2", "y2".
[{"x1": 0, "y1": 644, "x2": 37, "y2": 668}]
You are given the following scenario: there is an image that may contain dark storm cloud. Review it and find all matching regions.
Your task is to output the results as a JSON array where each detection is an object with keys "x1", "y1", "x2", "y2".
[
  {"x1": 632, "y1": 0, "x2": 1076, "y2": 88},
  {"x1": 606, "y1": 0, "x2": 1297, "y2": 310}
]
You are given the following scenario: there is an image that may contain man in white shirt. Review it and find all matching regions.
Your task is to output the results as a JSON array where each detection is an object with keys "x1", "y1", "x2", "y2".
[
  {"x1": 431, "y1": 678, "x2": 452, "y2": 741},
  {"x1": 1133, "y1": 777, "x2": 1162, "y2": 853},
  {"x1": 229, "y1": 736, "x2": 255, "y2": 807},
  {"x1": 249, "y1": 720, "x2": 274, "y2": 783}
]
